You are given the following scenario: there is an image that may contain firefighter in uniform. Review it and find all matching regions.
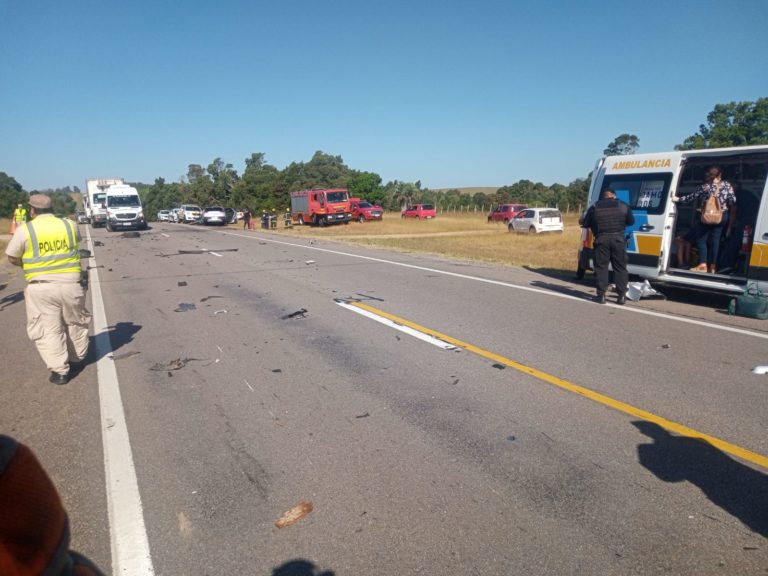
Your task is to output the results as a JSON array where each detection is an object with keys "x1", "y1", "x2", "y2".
[
  {"x1": 5, "y1": 194, "x2": 91, "y2": 384},
  {"x1": 582, "y1": 188, "x2": 635, "y2": 305}
]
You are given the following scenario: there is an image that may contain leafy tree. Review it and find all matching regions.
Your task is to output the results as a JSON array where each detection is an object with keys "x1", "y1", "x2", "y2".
[
  {"x1": 676, "y1": 98, "x2": 768, "y2": 150},
  {"x1": 347, "y1": 171, "x2": 383, "y2": 202},
  {"x1": 184, "y1": 163, "x2": 214, "y2": 205},
  {"x1": 207, "y1": 158, "x2": 239, "y2": 203},
  {"x1": 604, "y1": 134, "x2": 640, "y2": 156},
  {"x1": 0, "y1": 172, "x2": 27, "y2": 217}
]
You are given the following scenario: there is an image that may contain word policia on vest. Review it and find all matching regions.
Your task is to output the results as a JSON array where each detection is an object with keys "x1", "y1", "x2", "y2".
[{"x1": 38, "y1": 238, "x2": 72, "y2": 253}]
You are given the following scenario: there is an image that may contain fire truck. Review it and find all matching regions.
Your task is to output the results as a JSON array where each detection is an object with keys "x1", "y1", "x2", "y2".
[{"x1": 290, "y1": 188, "x2": 352, "y2": 226}]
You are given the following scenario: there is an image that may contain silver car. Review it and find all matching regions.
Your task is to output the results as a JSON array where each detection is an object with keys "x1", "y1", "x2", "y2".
[
  {"x1": 508, "y1": 208, "x2": 564, "y2": 234},
  {"x1": 202, "y1": 206, "x2": 227, "y2": 226}
]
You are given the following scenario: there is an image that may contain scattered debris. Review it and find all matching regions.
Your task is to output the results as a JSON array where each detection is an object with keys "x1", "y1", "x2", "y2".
[
  {"x1": 626, "y1": 280, "x2": 664, "y2": 301},
  {"x1": 111, "y1": 351, "x2": 140, "y2": 360},
  {"x1": 305, "y1": 260, "x2": 316, "y2": 265},
  {"x1": 149, "y1": 357, "x2": 205, "y2": 371},
  {"x1": 492, "y1": 363, "x2": 506, "y2": 370},
  {"x1": 355, "y1": 412, "x2": 370, "y2": 419},
  {"x1": 122, "y1": 231, "x2": 140, "y2": 238},
  {"x1": 281, "y1": 308, "x2": 308, "y2": 320},
  {"x1": 178, "y1": 281, "x2": 188, "y2": 287},
  {"x1": 200, "y1": 295, "x2": 223, "y2": 302},
  {"x1": 660, "y1": 343, "x2": 671, "y2": 349},
  {"x1": 752, "y1": 365, "x2": 768, "y2": 375},
  {"x1": 507, "y1": 435, "x2": 516, "y2": 442},
  {"x1": 175, "y1": 303, "x2": 196, "y2": 312},
  {"x1": 275, "y1": 501, "x2": 314, "y2": 529},
  {"x1": 93, "y1": 241, "x2": 104, "y2": 247},
  {"x1": 87, "y1": 265, "x2": 104, "y2": 270},
  {"x1": 450, "y1": 378, "x2": 459, "y2": 386},
  {"x1": 272, "y1": 369, "x2": 282, "y2": 373},
  {"x1": 108, "y1": 268, "x2": 113, "y2": 272},
  {"x1": 213, "y1": 309, "x2": 227, "y2": 315}
]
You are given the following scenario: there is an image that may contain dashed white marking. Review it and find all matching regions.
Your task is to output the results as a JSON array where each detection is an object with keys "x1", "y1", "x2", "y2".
[
  {"x1": 336, "y1": 300, "x2": 457, "y2": 350},
  {"x1": 87, "y1": 228, "x2": 155, "y2": 575},
  {"x1": 209, "y1": 251, "x2": 223, "y2": 257}
]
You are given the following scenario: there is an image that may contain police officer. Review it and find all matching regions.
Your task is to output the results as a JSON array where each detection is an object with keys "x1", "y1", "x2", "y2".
[
  {"x1": 582, "y1": 188, "x2": 635, "y2": 305},
  {"x1": 5, "y1": 194, "x2": 91, "y2": 384},
  {"x1": 11, "y1": 203, "x2": 27, "y2": 233}
]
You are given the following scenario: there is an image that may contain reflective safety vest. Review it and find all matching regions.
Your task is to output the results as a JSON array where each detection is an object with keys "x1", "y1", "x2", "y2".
[
  {"x1": 21, "y1": 216, "x2": 80, "y2": 281},
  {"x1": 13, "y1": 207, "x2": 27, "y2": 223}
]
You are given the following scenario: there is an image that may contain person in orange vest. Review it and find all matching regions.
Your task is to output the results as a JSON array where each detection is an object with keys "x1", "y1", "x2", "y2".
[
  {"x1": 10, "y1": 203, "x2": 27, "y2": 233},
  {"x1": 0, "y1": 435, "x2": 105, "y2": 575},
  {"x1": 5, "y1": 194, "x2": 91, "y2": 384}
]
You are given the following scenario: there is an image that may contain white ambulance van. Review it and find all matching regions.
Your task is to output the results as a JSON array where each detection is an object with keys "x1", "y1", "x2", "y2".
[{"x1": 577, "y1": 145, "x2": 768, "y2": 294}]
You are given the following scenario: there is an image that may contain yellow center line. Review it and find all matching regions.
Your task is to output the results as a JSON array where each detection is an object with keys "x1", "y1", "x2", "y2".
[{"x1": 351, "y1": 301, "x2": 768, "y2": 470}]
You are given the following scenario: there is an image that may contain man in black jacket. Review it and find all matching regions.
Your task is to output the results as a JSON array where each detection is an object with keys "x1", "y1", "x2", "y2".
[{"x1": 582, "y1": 188, "x2": 635, "y2": 305}]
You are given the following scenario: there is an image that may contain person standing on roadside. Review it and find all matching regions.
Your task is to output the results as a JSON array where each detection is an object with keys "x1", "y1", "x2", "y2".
[
  {"x1": 582, "y1": 188, "x2": 635, "y2": 305},
  {"x1": 243, "y1": 207, "x2": 251, "y2": 230},
  {"x1": 5, "y1": 194, "x2": 91, "y2": 384},
  {"x1": 11, "y1": 203, "x2": 27, "y2": 233}
]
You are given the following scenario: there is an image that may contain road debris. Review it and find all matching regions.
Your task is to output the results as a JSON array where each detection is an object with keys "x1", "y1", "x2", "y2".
[
  {"x1": 178, "y1": 281, "x2": 188, "y2": 287},
  {"x1": 200, "y1": 295, "x2": 223, "y2": 302},
  {"x1": 305, "y1": 260, "x2": 316, "y2": 265},
  {"x1": 272, "y1": 369, "x2": 282, "y2": 373},
  {"x1": 275, "y1": 501, "x2": 314, "y2": 529},
  {"x1": 659, "y1": 343, "x2": 671, "y2": 349},
  {"x1": 281, "y1": 308, "x2": 308, "y2": 320},
  {"x1": 122, "y1": 231, "x2": 140, "y2": 238},
  {"x1": 93, "y1": 241, "x2": 104, "y2": 247},
  {"x1": 492, "y1": 363, "x2": 506, "y2": 370},
  {"x1": 149, "y1": 357, "x2": 205, "y2": 371},
  {"x1": 752, "y1": 365, "x2": 768, "y2": 375},
  {"x1": 355, "y1": 412, "x2": 370, "y2": 419},
  {"x1": 111, "y1": 351, "x2": 141, "y2": 360},
  {"x1": 175, "y1": 303, "x2": 196, "y2": 312},
  {"x1": 213, "y1": 309, "x2": 227, "y2": 315}
]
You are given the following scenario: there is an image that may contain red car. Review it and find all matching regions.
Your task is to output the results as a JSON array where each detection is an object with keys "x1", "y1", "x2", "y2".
[
  {"x1": 401, "y1": 204, "x2": 436, "y2": 220},
  {"x1": 350, "y1": 198, "x2": 384, "y2": 222},
  {"x1": 487, "y1": 203, "x2": 528, "y2": 223}
]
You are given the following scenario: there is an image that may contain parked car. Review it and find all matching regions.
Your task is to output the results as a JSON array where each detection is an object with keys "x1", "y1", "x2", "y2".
[
  {"x1": 350, "y1": 198, "x2": 383, "y2": 222},
  {"x1": 180, "y1": 204, "x2": 202, "y2": 223},
  {"x1": 508, "y1": 208, "x2": 564, "y2": 234},
  {"x1": 76, "y1": 210, "x2": 89, "y2": 224},
  {"x1": 487, "y1": 203, "x2": 527, "y2": 223},
  {"x1": 401, "y1": 204, "x2": 436, "y2": 219},
  {"x1": 156, "y1": 209, "x2": 172, "y2": 222},
  {"x1": 224, "y1": 207, "x2": 238, "y2": 224},
  {"x1": 201, "y1": 206, "x2": 227, "y2": 226}
]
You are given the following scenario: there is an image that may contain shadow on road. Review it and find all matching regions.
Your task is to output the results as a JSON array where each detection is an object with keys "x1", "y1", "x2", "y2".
[
  {"x1": 272, "y1": 559, "x2": 335, "y2": 576},
  {"x1": 529, "y1": 280, "x2": 594, "y2": 301},
  {"x1": 0, "y1": 290, "x2": 24, "y2": 311},
  {"x1": 633, "y1": 421, "x2": 767, "y2": 537},
  {"x1": 92, "y1": 321, "x2": 142, "y2": 362}
]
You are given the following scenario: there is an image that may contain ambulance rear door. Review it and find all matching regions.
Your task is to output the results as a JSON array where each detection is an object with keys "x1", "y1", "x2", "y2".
[{"x1": 599, "y1": 153, "x2": 684, "y2": 278}]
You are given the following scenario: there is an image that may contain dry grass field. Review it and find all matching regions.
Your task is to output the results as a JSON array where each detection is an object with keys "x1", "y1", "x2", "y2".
[{"x1": 274, "y1": 211, "x2": 582, "y2": 273}]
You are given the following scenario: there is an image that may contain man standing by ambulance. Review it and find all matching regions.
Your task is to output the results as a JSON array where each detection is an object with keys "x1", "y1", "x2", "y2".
[
  {"x1": 5, "y1": 194, "x2": 91, "y2": 384},
  {"x1": 582, "y1": 188, "x2": 635, "y2": 305}
]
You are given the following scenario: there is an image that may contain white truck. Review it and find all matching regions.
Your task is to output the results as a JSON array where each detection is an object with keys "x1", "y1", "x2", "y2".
[
  {"x1": 105, "y1": 184, "x2": 147, "y2": 231},
  {"x1": 84, "y1": 178, "x2": 124, "y2": 227}
]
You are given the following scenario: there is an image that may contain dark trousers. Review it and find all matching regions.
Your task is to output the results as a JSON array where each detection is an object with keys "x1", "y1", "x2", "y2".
[
  {"x1": 695, "y1": 219, "x2": 726, "y2": 266},
  {"x1": 595, "y1": 234, "x2": 628, "y2": 297}
]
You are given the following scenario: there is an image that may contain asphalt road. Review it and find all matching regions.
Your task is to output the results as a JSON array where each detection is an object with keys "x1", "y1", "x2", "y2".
[{"x1": 1, "y1": 222, "x2": 766, "y2": 576}]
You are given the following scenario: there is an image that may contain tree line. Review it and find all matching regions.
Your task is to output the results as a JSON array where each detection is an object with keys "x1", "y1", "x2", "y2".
[{"x1": 1, "y1": 98, "x2": 766, "y2": 219}]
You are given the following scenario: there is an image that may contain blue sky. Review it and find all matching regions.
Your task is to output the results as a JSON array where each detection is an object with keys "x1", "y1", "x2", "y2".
[{"x1": 1, "y1": 0, "x2": 766, "y2": 192}]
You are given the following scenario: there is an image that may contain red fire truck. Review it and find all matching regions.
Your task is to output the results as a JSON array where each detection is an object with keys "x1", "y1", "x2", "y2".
[{"x1": 290, "y1": 188, "x2": 352, "y2": 226}]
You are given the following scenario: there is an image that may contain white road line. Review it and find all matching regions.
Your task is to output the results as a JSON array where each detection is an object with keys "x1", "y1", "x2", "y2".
[
  {"x1": 209, "y1": 251, "x2": 223, "y2": 257},
  {"x1": 336, "y1": 300, "x2": 457, "y2": 349},
  {"x1": 222, "y1": 230, "x2": 768, "y2": 341},
  {"x1": 86, "y1": 228, "x2": 155, "y2": 576}
]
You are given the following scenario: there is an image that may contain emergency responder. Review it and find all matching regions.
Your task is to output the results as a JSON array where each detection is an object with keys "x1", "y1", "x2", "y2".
[
  {"x1": 11, "y1": 203, "x2": 27, "y2": 233},
  {"x1": 582, "y1": 188, "x2": 635, "y2": 305},
  {"x1": 5, "y1": 194, "x2": 91, "y2": 384}
]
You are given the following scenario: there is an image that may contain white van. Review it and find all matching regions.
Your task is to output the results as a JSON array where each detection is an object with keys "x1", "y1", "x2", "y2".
[
  {"x1": 577, "y1": 145, "x2": 768, "y2": 294},
  {"x1": 105, "y1": 184, "x2": 147, "y2": 231}
]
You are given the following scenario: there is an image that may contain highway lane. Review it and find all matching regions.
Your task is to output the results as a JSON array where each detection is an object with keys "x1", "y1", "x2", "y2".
[{"x1": 2, "y1": 221, "x2": 766, "y2": 575}]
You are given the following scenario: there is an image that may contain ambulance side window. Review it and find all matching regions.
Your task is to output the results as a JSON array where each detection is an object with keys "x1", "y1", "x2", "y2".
[{"x1": 601, "y1": 173, "x2": 672, "y2": 214}]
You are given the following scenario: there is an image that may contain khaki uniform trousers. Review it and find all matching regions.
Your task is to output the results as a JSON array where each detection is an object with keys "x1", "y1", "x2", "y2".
[{"x1": 24, "y1": 281, "x2": 91, "y2": 375}]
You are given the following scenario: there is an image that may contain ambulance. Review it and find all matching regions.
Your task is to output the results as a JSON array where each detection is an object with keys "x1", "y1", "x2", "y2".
[{"x1": 576, "y1": 145, "x2": 768, "y2": 294}]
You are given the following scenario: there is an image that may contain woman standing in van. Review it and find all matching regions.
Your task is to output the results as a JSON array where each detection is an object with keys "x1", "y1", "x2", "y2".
[{"x1": 672, "y1": 165, "x2": 736, "y2": 273}]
